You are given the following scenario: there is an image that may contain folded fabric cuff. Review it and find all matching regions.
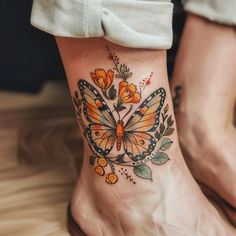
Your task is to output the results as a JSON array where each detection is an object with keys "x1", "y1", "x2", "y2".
[
  {"x1": 31, "y1": 0, "x2": 173, "y2": 49},
  {"x1": 182, "y1": 0, "x2": 236, "y2": 26}
]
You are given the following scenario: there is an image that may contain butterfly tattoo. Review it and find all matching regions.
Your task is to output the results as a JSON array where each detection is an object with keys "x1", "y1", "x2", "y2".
[{"x1": 78, "y1": 80, "x2": 166, "y2": 162}]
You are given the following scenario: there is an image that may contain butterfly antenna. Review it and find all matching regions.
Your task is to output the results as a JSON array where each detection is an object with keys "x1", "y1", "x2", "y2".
[
  {"x1": 113, "y1": 104, "x2": 121, "y2": 120},
  {"x1": 122, "y1": 105, "x2": 133, "y2": 120}
]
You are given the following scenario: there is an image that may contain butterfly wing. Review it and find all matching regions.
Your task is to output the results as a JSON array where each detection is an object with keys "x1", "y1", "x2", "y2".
[
  {"x1": 79, "y1": 80, "x2": 116, "y2": 156},
  {"x1": 123, "y1": 132, "x2": 156, "y2": 161},
  {"x1": 124, "y1": 88, "x2": 166, "y2": 160},
  {"x1": 79, "y1": 80, "x2": 116, "y2": 127},
  {"x1": 125, "y1": 88, "x2": 166, "y2": 132},
  {"x1": 88, "y1": 124, "x2": 116, "y2": 156}
]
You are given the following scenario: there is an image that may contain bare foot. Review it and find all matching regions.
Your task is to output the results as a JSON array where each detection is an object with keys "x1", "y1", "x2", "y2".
[
  {"x1": 171, "y1": 14, "x2": 236, "y2": 224},
  {"x1": 57, "y1": 37, "x2": 234, "y2": 236}
]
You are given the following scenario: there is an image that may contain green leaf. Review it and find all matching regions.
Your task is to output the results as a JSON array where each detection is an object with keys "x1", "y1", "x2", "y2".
[
  {"x1": 160, "y1": 138, "x2": 173, "y2": 151},
  {"x1": 75, "y1": 91, "x2": 79, "y2": 98},
  {"x1": 89, "y1": 155, "x2": 96, "y2": 166},
  {"x1": 120, "y1": 64, "x2": 128, "y2": 73},
  {"x1": 161, "y1": 113, "x2": 165, "y2": 122},
  {"x1": 134, "y1": 164, "x2": 152, "y2": 180},
  {"x1": 116, "y1": 105, "x2": 126, "y2": 112},
  {"x1": 164, "y1": 128, "x2": 175, "y2": 136},
  {"x1": 164, "y1": 104, "x2": 169, "y2": 114},
  {"x1": 159, "y1": 123, "x2": 165, "y2": 135},
  {"x1": 161, "y1": 113, "x2": 168, "y2": 123},
  {"x1": 115, "y1": 154, "x2": 126, "y2": 163},
  {"x1": 73, "y1": 97, "x2": 77, "y2": 106},
  {"x1": 108, "y1": 85, "x2": 117, "y2": 99},
  {"x1": 124, "y1": 71, "x2": 130, "y2": 78},
  {"x1": 73, "y1": 97, "x2": 81, "y2": 108},
  {"x1": 151, "y1": 152, "x2": 170, "y2": 165},
  {"x1": 167, "y1": 115, "x2": 174, "y2": 127},
  {"x1": 128, "y1": 72, "x2": 133, "y2": 78},
  {"x1": 155, "y1": 131, "x2": 161, "y2": 140}
]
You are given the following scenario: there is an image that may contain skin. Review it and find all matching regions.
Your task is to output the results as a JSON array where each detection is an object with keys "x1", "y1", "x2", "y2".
[
  {"x1": 171, "y1": 14, "x2": 236, "y2": 210},
  {"x1": 56, "y1": 37, "x2": 235, "y2": 236}
]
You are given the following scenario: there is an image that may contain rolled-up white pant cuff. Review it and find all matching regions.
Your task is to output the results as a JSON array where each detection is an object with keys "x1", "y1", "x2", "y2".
[
  {"x1": 183, "y1": 0, "x2": 236, "y2": 26},
  {"x1": 31, "y1": 0, "x2": 173, "y2": 49}
]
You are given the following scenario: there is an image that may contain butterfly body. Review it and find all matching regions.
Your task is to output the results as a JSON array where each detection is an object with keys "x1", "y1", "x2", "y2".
[
  {"x1": 79, "y1": 80, "x2": 166, "y2": 161},
  {"x1": 116, "y1": 120, "x2": 125, "y2": 151}
]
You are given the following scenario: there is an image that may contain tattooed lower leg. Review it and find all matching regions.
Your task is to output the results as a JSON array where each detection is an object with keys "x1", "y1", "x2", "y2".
[
  {"x1": 72, "y1": 46, "x2": 175, "y2": 185},
  {"x1": 56, "y1": 38, "x2": 236, "y2": 236}
]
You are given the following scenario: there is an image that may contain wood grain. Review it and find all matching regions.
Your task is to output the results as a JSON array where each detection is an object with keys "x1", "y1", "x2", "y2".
[{"x1": 0, "y1": 82, "x2": 82, "y2": 236}]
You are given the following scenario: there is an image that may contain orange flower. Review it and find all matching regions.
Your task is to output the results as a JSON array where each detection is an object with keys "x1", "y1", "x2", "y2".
[
  {"x1": 118, "y1": 81, "x2": 141, "y2": 104},
  {"x1": 91, "y1": 69, "x2": 114, "y2": 90},
  {"x1": 105, "y1": 173, "x2": 118, "y2": 184},
  {"x1": 97, "y1": 157, "x2": 108, "y2": 167},
  {"x1": 95, "y1": 165, "x2": 105, "y2": 176}
]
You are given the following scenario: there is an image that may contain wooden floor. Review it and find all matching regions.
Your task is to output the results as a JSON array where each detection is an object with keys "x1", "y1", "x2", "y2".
[
  {"x1": 0, "y1": 82, "x2": 82, "y2": 236},
  {"x1": 0, "y1": 81, "x2": 235, "y2": 236}
]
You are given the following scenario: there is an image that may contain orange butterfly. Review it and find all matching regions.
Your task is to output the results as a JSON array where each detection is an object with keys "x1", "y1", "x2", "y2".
[{"x1": 79, "y1": 80, "x2": 166, "y2": 161}]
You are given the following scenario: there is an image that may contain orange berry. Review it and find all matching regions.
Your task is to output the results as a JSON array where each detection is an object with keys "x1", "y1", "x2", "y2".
[
  {"x1": 105, "y1": 173, "x2": 118, "y2": 184},
  {"x1": 95, "y1": 165, "x2": 105, "y2": 176},
  {"x1": 97, "y1": 157, "x2": 108, "y2": 167}
]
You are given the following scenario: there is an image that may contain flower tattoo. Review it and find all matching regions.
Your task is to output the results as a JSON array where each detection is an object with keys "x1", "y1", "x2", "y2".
[
  {"x1": 118, "y1": 81, "x2": 141, "y2": 104},
  {"x1": 91, "y1": 69, "x2": 114, "y2": 90},
  {"x1": 91, "y1": 68, "x2": 117, "y2": 100}
]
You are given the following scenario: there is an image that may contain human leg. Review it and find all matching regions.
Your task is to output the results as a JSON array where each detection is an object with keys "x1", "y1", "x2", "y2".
[
  {"x1": 57, "y1": 37, "x2": 234, "y2": 235},
  {"x1": 171, "y1": 13, "x2": 236, "y2": 225}
]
